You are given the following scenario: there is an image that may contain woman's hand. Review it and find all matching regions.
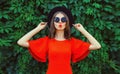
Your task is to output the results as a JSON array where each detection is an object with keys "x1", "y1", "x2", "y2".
[
  {"x1": 36, "y1": 22, "x2": 47, "y2": 31},
  {"x1": 73, "y1": 23, "x2": 85, "y2": 32},
  {"x1": 17, "y1": 22, "x2": 47, "y2": 48},
  {"x1": 73, "y1": 23, "x2": 101, "y2": 50}
]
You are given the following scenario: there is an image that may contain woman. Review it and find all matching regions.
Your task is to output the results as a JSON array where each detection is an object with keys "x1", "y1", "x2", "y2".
[{"x1": 17, "y1": 6, "x2": 101, "y2": 74}]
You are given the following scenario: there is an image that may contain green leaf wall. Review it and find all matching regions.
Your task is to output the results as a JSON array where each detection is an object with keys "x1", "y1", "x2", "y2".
[{"x1": 0, "y1": 0, "x2": 120, "y2": 74}]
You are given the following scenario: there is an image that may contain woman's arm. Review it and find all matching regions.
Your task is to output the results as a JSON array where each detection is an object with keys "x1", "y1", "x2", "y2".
[
  {"x1": 17, "y1": 22, "x2": 47, "y2": 48},
  {"x1": 73, "y1": 23, "x2": 101, "y2": 50}
]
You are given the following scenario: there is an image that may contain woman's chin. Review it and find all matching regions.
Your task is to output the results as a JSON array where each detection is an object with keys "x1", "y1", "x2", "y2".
[{"x1": 56, "y1": 28, "x2": 65, "y2": 31}]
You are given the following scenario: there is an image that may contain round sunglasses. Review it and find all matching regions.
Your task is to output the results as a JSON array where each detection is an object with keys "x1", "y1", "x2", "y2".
[{"x1": 54, "y1": 17, "x2": 67, "y2": 23}]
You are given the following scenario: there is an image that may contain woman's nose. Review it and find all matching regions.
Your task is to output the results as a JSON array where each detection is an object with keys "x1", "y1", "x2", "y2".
[{"x1": 59, "y1": 22, "x2": 62, "y2": 24}]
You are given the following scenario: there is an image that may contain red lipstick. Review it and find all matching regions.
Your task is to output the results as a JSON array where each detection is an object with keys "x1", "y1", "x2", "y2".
[{"x1": 59, "y1": 24, "x2": 62, "y2": 28}]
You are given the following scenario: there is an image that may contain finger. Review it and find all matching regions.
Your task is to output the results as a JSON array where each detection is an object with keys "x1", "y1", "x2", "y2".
[
  {"x1": 45, "y1": 22, "x2": 48, "y2": 25},
  {"x1": 77, "y1": 24, "x2": 81, "y2": 27},
  {"x1": 72, "y1": 24, "x2": 75, "y2": 27},
  {"x1": 72, "y1": 24, "x2": 77, "y2": 27},
  {"x1": 41, "y1": 22, "x2": 45, "y2": 25}
]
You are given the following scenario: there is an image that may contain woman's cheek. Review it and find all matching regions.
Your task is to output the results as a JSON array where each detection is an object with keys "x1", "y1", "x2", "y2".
[
  {"x1": 55, "y1": 24, "x2": 58, "y2": 28},
  {"x1": 62, "y1": 23, "x2": 66, "y2": 29}
]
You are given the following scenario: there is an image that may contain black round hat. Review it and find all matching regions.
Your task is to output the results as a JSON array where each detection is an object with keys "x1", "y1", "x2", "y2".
[{"x1": 47, "y1": 6, "x2": 74, "y2": 28}]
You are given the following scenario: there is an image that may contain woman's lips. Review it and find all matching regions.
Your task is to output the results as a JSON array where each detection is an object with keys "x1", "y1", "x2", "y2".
[{"x1": 59, "y1": 24, "x2": 62, "y2": 28}]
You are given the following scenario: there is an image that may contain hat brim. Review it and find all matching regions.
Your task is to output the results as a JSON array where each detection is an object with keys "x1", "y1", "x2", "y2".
[{"x1": 47, "y1": 6, "x2": 74, "y2": 28}]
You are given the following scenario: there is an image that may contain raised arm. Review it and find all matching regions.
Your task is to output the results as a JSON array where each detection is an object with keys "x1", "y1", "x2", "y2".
[
  {"x1": 73, "y1": 23, "x2": 101, "y2": 50},
  {"x1": 17, "y1": 22, "x2": 47, "y2": 48}
]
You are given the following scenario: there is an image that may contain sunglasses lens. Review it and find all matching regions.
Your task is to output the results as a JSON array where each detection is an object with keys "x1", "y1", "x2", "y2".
[
  {"x1": 54, "y1": 17, "x2": 59, "y2": 22},
  {"x1": 61, "y1": 17, "x2": 67, "y2": 22}
]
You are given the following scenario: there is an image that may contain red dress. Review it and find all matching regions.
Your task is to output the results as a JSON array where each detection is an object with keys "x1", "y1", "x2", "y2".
[{"x1": 28, "y1": 36, "x2": 90, "y2": 74}]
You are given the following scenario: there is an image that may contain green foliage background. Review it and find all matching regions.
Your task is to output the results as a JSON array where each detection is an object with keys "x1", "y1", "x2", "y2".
[{"x1": 0, "y1": 0, "x2": 120, "y2": 74}]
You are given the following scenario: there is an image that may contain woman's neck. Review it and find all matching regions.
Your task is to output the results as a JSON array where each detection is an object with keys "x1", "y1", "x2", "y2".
[{"x1": 55, "y1": 30, "x2": 65, "y2": 40}]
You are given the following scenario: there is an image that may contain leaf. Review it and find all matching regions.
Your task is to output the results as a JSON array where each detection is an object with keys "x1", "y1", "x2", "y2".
[
  {"x1": 85, "y1": 7, "x2": 94, "y2": 15},
  {"x1": 83, "y1": 0, "x2": 91, "y2": 3},
  {"x1": 92, "y1": 3, "x2": 102, "y2": 9},
  {"x1": 103, "y1": 5, "x2": 113, "y2": 13},
  {"x1": 105, "y1": 21, "x2": 113, "y2": 30},
  {"x1": 0, "y1": 39, "x2": 12, "y2": 46},
  {"x1": 115, "y1": 11, "x2": 120, "y2": 16}
]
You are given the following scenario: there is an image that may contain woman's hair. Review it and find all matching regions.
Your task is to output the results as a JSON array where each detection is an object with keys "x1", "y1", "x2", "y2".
[{"x1": 48, "y1": 11, "x2": 71, "y2": 39}]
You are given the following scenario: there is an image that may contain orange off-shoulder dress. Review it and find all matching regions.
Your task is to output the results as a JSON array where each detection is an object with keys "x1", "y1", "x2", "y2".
[{"x1": 28, "y1": 36, "x2": 90, "y2": 74}]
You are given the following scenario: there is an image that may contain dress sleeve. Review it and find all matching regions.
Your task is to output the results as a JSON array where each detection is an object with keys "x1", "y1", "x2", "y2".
[
  {"x1": 28, "y1": 36, "x2": 48, "y2": 62},
  {"x1": 71, "y1": 37, "x2": 90, "y2": 63}
]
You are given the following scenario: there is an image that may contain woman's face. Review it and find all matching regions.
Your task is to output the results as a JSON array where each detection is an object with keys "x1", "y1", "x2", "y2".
[{"x1": 54, "y1": 13, "x2": 67, "y2": 31}]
